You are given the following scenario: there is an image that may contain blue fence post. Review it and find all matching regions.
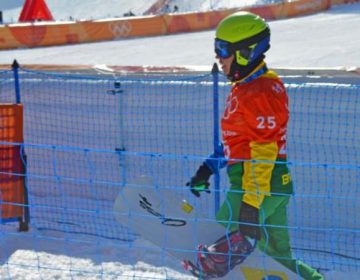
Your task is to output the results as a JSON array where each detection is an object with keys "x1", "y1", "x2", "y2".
[
  {"x1": 212, "y1": 63, "x2": 220, "y2": 214},
  {"x1": 12, "y1": 60, "x2": 21, "y2": 104},
  {"x1": 11, "y1": 60, "x2": 29, "y2": 231}
]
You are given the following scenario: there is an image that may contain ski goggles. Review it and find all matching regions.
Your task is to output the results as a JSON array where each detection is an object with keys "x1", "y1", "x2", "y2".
[
  {"x1": 214, "y1": 39, "x2": 233, "y2": 59},
  {"x1": 215, "y1": 28, "x2": 271, "y2": 59}
]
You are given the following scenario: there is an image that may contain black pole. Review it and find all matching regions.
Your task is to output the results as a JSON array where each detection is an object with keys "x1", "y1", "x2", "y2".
[{"x1": 12, "y1": 60, "x2": 21, "y2": 104}]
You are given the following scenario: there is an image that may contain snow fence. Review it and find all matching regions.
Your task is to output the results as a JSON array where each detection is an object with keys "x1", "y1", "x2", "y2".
[{"x1": 0, "y1": 63, "x2": 360, "y2": 278}]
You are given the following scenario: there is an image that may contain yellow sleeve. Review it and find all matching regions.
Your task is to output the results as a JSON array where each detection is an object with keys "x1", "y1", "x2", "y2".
[{"x1": 242, "y1": 141, "x2": 278, "y2": 209}]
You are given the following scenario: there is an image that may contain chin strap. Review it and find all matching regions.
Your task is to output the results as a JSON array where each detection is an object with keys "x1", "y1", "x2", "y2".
[
  {"x1": 232, "y1": 63, "x2": 268, "y2": 85},
  {"x1": 228, "y1": 55, "x2": 265, "y2": 82}
]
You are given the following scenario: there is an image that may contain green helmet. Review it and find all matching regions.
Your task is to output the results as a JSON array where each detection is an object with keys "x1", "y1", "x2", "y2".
[{"x1": 215, "y1": 11, "x2": 270, "y2": 66}]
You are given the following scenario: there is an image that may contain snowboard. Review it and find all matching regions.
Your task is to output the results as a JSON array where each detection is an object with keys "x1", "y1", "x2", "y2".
[{"x1": 113, "y1": 176, "x2": 299, "y2": 280}]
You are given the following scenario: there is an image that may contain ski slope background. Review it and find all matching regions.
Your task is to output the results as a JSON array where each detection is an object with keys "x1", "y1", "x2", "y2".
[
  {"x1": 0, "y1": 0, "x2": 261, "y2": 22},
  {"x1": 0, "y1": 1, "x2": 359, "y2": 68},
  {"x1": 1, "y1": 1, "x2": 360, "y2": 280}
]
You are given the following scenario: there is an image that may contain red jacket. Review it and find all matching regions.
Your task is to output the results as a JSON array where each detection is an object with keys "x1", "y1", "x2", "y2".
[{"x1": 221, "y1": 65, "x2": 289, "y2": 208}]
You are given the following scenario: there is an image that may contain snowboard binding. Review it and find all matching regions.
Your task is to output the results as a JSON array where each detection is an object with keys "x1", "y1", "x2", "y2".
[{"x1": 183, "y1": 230, "x2": 256, "y2": 279}]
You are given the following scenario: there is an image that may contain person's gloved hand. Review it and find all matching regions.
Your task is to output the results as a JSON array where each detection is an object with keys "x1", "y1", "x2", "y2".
[
  {"x1": 239, "y1": 202, "x2": 261, "y2": 240},
  {"x1": 186, "y1": 163, "x2": 213, "y2": 197}
]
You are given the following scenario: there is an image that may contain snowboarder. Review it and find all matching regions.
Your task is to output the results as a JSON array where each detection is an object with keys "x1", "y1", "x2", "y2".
[{"x1": 186, "y1": 11, "x2": 324, "y2": 280}]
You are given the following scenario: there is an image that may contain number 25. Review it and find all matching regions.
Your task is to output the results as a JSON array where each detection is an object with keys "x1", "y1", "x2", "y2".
[{"x1": 256, "y1": 116, "x2": 276, "y2": 129}]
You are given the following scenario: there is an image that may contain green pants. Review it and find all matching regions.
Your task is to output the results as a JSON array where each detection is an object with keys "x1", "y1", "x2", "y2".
[{"x1": 215, "y1": 163, "x2": 324, "y2": 280}]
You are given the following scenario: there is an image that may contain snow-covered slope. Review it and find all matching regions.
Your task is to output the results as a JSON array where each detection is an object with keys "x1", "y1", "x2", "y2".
[
  {"x1": 0, "y1": 3, "x2": 359, "y2": 68},
  {"x1": 0, "y1": 0, "x2": 156, "y2": 22},
  {"x1": 0, "y1": 0, "x2": 258, "y2": 23}
]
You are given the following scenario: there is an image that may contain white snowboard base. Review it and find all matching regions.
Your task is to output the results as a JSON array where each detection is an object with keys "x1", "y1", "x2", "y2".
[{"x1": 113, "y1": 176, "x2": 300, "y2": 280}]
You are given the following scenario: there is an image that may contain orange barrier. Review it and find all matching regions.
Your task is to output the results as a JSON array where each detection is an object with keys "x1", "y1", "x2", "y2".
[
  {"x1": 0, "y1": 104, "x2": 25, "y2": 221},
  {"x1": 162, "y1": 0, "x2": 331, "y2": 33},
  {"x1": 162, "y1": 9, "x2": 237, "y2": 33},
  {"x1": 81, "y1": 16, "x2": 167, "y2": 42},
  {"x1": 247, "y1": 0, "x2": 331, "y2": 19},
  {"x1": 332, "y1": 0, "x2": 360, "y2": 4},
  {"x1": 0, "y1": 15, "x2": 167, "y2": 49},
  {"x1": 0, "y1": 0, "x2": 356, "y2": 50}
]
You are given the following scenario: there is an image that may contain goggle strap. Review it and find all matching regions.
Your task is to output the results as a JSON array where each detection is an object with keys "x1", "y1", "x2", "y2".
[
  {"x1": 229, "y1": 28, "x2": 270, "y2": 53},
  {"x1": 250, "y1": 36, "x2": 270, "y2": 61},
  {"x1": 234, "y1": 36, "x2": 270, "y2": 66}
]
